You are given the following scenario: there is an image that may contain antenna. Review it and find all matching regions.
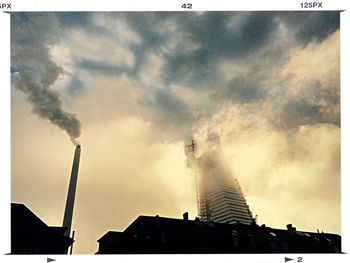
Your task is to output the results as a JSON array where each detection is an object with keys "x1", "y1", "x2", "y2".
[
  {"x1": 252, "y1": 214, "x2": 258, "y2": 224},
  {"x1": 185, "y1": 139, "x2": 196, "y2": 154}
]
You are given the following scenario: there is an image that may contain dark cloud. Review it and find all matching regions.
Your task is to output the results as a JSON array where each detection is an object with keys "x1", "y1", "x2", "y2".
[
  {"x1": 279, "y1": 11, "x2": 340, "y2": 45},
  {"x1": 12, "y1": 12, "x2": 340, "y2": 142},
  {"x1": 271, "y1": 79, "x2": 340, "y2": 129},
  {"x1": 121, "y1": 12, "x2": 175, "y2": 47},
  {"x1": 215, "y1": 76, "x2": 268, "y2": 103},
  {"x1": 280, "y1": 97, "x2": 323, "y2": 128},
  {"x1": 161, "y1": 12, "x2": 279, "y2": 87},
  {"x1": 141, "y1": 89, "x2": 195, "y2": 140},
  {"x1": 77, "y1": 59, "x2": 132, "y2": 76},
  {"x1": 159, "y1": 11, "x2": 339, "y2": 89},
  {"x1": 179, "y1": 12, "x2": 278, "y2": 58},
  {"x1": 56, "y1": 12, "x2": 91, "y2": 28},
  {"x1": 131, "y1": 11, "x2": 339, "y2": 134},
  {"x1": 78, "y1": 12, "x2": 279, "y2": 88},
  {"x1": 67, "y1": 76, "x2": 85, "y2": 96},
  {"x1": 154, "y1": 89, "x2": 192, "y2": 122},
  {"x1": 53, "y1": 11, "x2": 340, "y2": 87},
  {"x1": 162, "y1": 50, "x2": 217, "y2": 87}
]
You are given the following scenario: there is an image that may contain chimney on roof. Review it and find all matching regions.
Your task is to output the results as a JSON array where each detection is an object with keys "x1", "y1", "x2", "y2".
[
  {"x1": 183, "y1": 212, "x2": 189, "y2": 221},
  {"x1": 286, "y1": 224, "x2": 296, "y2": 231},
  {"x1": 286, "y1": 224, "x2": 297, "y2": 235}
]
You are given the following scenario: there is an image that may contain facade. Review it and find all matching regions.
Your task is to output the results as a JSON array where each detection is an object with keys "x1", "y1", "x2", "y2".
[
  {"x1": 11, "y1": 203, "x2": 74, "y2": 254},
  {"x1": 196, "y1": 148, "x2": 253, "y2": 224},
  {"x1": 96, "y1": 214, "x2": 341, "y2": 254}
]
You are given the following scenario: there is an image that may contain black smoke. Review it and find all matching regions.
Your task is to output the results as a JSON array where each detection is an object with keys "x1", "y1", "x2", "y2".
[{"x1": 11, "y1": 13, "x2": 81, "y2": 144}]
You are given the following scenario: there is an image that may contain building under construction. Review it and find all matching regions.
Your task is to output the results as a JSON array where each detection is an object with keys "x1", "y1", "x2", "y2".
[{"x1": 187, "y1": 138, "x2": 253, "y2": 225}]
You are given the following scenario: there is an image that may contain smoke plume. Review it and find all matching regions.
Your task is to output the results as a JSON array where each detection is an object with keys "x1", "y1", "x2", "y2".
[{"x1": 11, "y1": 13, "x2": 81, "y2": 144}]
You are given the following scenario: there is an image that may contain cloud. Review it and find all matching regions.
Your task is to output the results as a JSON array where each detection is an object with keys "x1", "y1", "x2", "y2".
[
  {"x1": 222, "y1": 76, "x2": 267, "y2": 103},
  {"x1": 161, "y1": 12, "x2": 279, "y2": 87},
  {"x1": 193, "y1": 104, "x2": 340, "y2": 233},
  {"x1": 138, "y1": 52, "x2": 164, "y2": 87},
  {"x1": 67, "y1": 76, "x2": 85, "y2": 96},
  {"x1": 46, "y1": 12, "x2": 340, "y2": 133},
  {"x1": 278, "y1": 30, "x2": 340, "y2": 127},
  {"x1": 213, "y1": 29, "x2": 340, "y2": 130},
  {"x1": 70, "y1": 73, "x2": 142, "y2": 125},
  {"x1": 91, "y1": 13, "x2": 142, "y2": 45},
  {"x1": 140, "y1": 88, "x2": 195, "y2": 141},
  {"x1": 67, "y1": 29, "x2": 135, "y2": 69},
  {"x1": 278, "y1": 11, "x2": 340, "y2": 45}
]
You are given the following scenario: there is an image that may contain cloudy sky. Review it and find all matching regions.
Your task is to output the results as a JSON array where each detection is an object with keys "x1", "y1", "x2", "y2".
[{"x1": 11, "y1": 11, "x2": 340, "y2": 254}]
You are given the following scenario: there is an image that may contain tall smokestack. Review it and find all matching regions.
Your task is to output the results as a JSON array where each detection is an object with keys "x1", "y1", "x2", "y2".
[{"x1": 63, "y1": 145, "x2": 81, "y2": 239}]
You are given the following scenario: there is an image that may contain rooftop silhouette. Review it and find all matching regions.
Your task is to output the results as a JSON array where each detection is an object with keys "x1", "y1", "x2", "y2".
[{"x1": 96, "y1": 213, "x2": 341, "y2": 254}]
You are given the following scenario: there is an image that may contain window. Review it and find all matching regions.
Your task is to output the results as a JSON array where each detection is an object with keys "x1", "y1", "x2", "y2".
[
  {"x1": 282, "y1": 242, "x2": 290, "y2": 251},
  {"x1": 269, "y1": 241, "x2": 278, "y2": 250},
  {"x1": 208, "y1": 222, "x2": 216, "y2": 228},
  {"x1": 232, "y1": 237, "x2": 239, "y2": 247},
  {"x1": 160, "y1": 231, "x2": 166, "y2": 243},
  {"x1": 231, "y1": 229, "x2": 238, "y2": 236},
  {"x1": 249, "y1": 237, "x2": 256, "y2": 248}
]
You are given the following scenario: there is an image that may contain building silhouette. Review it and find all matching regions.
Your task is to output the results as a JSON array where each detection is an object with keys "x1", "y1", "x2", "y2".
[
  {"x1": 96, "y1": 214, "x2": 341, "y2": 254},
  {"x1": 11, "y1": 203, "x2": 74, "y2": 254}
]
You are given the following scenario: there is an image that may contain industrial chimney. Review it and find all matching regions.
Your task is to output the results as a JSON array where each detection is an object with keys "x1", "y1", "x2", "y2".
[{"x1": 62, "y1": 145, "x2": 81, "y2": 239}]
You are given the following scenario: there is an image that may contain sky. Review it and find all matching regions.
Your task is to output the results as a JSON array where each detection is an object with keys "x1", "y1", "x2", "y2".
[{"x1": 11, "y1": 11, "x2": 340, "y2": 254}]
